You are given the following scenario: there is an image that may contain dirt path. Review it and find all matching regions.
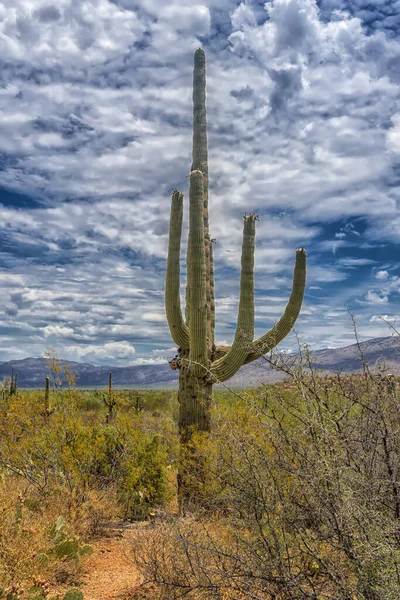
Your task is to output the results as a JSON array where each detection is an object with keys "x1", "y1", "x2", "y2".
[{"x1": 79, "y1": 525, "x2": 142, "y2": 600}]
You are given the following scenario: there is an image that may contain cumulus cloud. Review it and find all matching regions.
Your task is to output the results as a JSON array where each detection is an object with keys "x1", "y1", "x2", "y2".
[
  {"x1": 65, "y1": 341, "x2": 136, "y2": 365},
  {"x1": 43, "y1": 325, "x2": 75, "y2": 337},
  {"x1": 370, "y1": 314, "x2": 400, "y2": 323},
  {"x1": 365, "y1": 290, "x2": 389, "y2": 305},
  {"x1": 376, "y1": 270, "x2": 389, "y2": 280},
  {"x1": 132, "y1": 356, "x2": 168, "y2": 365}
]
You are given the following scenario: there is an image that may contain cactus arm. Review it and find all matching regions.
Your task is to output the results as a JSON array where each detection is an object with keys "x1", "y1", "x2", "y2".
[
  {"x1": 211, "y1": 216, "x2": 256, "y2": 383},
  {"x1": 165, "y1": 189, "x2": 190, "y2": 349},
  {"x1": 213, "y1": 345, "x2": 230, "y2": 360},
  {"x1": 244, "y1": 248, "x2": 307, "y2": 364},
  {"x1": 212, "y1": 249, "x2": 307, "y2": 366},
  {"x1": 210, "y1": 239, "x2": 215, "y2": 339},
  {"x1": 188, "y1": 170, "x2": 208, "y2": 377}
]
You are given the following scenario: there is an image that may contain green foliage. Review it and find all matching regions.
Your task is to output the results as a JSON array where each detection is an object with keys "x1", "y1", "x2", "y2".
[
  {"x1": 117, "y1": 433, "x2": 168, "y2": 520},
  {"x1": 41, "y1": 516, "x2": 93, "y2": 563},
  {"x1": 0, "y1": 388, "x2": 176, "y2": 517},
  {"x1": 61, "y1": 591, "x2": 83, "y2": 600},
  {"x1": 21, "y1": 585, "x2": 83, "y2": 600}
]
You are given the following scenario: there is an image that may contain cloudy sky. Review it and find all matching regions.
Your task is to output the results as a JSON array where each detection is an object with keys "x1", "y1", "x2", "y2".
[{"x1": 0, "y1": 0, "x2": 399, "y2": 366}]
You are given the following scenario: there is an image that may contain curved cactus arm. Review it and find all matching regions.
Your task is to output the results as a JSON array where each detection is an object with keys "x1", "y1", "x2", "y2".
[
  {"x1": 165, "y1": 189, "x2": 190, "y2": 349},
  {"x1": 188, "y1": 170, "x2": 208, "y2": 377},
  {"x1": 211, "y1": 216, "x2": 256, "y2": 383},
  {"x1": 213, "y1": 249, "x2": 307, "y2": 366},
  {"x1": 210, "y1": 239, "x2": 215, "y2": 338},
  {"x1": 244, "y1": 248, "x2": 307, "y2": 364},
  {"x1": 213, "y1": 344, "x2": 230, "y2": 360}
]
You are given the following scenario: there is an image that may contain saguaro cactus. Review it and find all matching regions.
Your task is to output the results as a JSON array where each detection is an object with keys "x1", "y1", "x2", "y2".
[
  {"x1": 103, "y1": 372, "x2": 116, "y2": 422},
  {"x1": 43, "y1": 375, "x2": 54, "y2": 420},
  {"x1": 45, "y1": 375, "x2": 50, "y2": 413},
  {"x1": 9, "y1": 368, "x2": 17, "y2": 397},
  {"x1": 166, "y1": 49, "x2": 306, "y2": 497}
]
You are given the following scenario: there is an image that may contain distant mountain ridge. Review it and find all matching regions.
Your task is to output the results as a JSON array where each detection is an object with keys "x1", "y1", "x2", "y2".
[{"x1": 1, "y1": 336, "x2": 400, "y2": 388}]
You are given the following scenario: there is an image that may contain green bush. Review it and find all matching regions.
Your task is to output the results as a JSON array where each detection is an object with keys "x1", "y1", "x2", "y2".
[
  {"x1": 0, "y1": 390, "x2": 175, "y2": 517},
  {"x1": 117, "y1": 433, "x2": 169, "y2": 520}
]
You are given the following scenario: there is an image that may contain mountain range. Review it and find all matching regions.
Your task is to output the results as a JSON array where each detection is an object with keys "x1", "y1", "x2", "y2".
[{"x1": 1, "y1": 335, "x2": 400, "y2": 389}]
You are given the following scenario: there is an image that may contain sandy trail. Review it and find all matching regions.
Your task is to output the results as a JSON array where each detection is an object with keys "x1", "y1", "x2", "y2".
[{"x1": 79, "y1": 525, "x2": 142, "y2": 600}]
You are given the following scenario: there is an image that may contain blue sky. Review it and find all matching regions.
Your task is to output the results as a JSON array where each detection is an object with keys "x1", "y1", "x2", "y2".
[{"x1": 0, "y1": 0, "x2": 400, "y2": 366}]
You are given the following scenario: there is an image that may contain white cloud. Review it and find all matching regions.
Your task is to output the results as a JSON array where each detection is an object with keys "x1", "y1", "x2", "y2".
[
  {"x1": 132, "y1": 356, "x2": 168, "y2": 365},
  {"x1": 365, "y1": 290, "x2": 389, "y2": 305},
  {"x1": 387, "y1": 115, "x2": 400, "y2": 154},
  {"x1": 142, "y1": 312, "x2": 167, "y2": 322},
  {"x1": 376, "y1": 270, "x2": 389, "y2": 280},
  {"x1": 370, "y1": 315, "x2": 400, "y2": 324},
  {"x1": 65, "y1": 341, "x2": 136, "y2": 364},
  {"x1": 0, "y1": 0, "x2": 146, "y2": 68},
  {"x1": 338, "y1": 257, "x2": 377, "y2": 267},
  {"x1": 159, "y1": 5, "x2": 211, "y2": 35},
  {"x1": 43, "y1": 325, "x2": 74, "y2": 337}
]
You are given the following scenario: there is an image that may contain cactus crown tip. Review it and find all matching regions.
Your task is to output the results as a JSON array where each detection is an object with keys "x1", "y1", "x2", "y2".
[
  {"x1": 194, "y1": 48, "x2": 206, "y2": 63},
  {"x1": 243, "y1": 213, "x2": 259, "y2": 222},
  {"x1": 296, "y1": 247, "x2": 307, "y2": 256}
]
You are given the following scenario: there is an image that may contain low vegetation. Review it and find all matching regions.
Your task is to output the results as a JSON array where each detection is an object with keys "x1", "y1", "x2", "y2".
[
  {"x1": 0, "y1": 380, "x2": 178, "y2": 597},
  {"x1": 134, "y1": 354, "x2": 400, "y2": 599},
  {"x1": 0, "y1": 348, "x2": 399, "y2": 599}
]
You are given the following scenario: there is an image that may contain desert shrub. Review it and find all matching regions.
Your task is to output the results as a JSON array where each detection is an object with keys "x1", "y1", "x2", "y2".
[
  {"x1": 117, "y1": 433, "x2": 169, "y2": 520},
  {"x1": 126, "y1": 389, "x2": 179, "y2": 419},
  {"x1": 77, "y1": 389, "x2": 103, "y2": 412},
  {"x1": 0, "y1": 481, "x2": 90, "y2": 592},
  {"x1": 0, "y1": 390, "x2": 176, "y2": 515},
  {"x1": 0, "y1": 387, "x2": 177, "y2": 596},
  {"x1": 134, "y1": 364, "x2": 400, "y2": 599}
]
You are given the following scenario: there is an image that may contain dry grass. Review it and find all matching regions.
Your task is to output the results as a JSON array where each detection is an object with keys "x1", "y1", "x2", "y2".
[{"x1": 0, "y1": 478, "x2": 117, "y2": 593}]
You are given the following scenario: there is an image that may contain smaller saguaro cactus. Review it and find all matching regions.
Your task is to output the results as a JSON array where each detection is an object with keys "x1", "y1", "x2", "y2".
[
  {"x1": 9, "y1": 368, "x2": 17, "y2": 397},
  {"x1": 387, "y1": 373, "x2": 396, "y2": 396},
  {"x1": 103, "y1": 372, "x2": 116, "y2": 422},
  {"x1": 45, "y1": 375, "x2": 50, "y2": 411},
  {"x1": 1, "y1": 379, "x2": 9, "y2": 402},
  {"x1": 132, "y1": 393, "x2": 143, "y2": 415},
  {"x1": 43, "y1": 375, "x2": 54, "y2": 420}
]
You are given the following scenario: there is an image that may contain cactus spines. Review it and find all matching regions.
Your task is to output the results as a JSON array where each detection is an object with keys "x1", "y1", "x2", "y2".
[
  {"x1": 165, "y1": 49, "x2": 306, "y2": 481},
  {"x1": 103, "y1": 372, "x2": 116, "y2": 422}
]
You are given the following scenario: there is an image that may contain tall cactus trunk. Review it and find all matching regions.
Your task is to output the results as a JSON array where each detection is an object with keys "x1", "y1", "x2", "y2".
[
  {"x1": 178, "y1": 351, "x2": 212, "y2": 443},
  {"x1": 177, "y1": 349, "x2": 212, "y2": 506},
  {"x1": 165, "y1": 49, "x2": 307, "y2": 510}
]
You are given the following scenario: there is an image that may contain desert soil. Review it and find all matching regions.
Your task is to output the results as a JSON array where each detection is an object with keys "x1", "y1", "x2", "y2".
[{"x1": 57, "y1": 523, "x2": 146, "y2": 600}]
